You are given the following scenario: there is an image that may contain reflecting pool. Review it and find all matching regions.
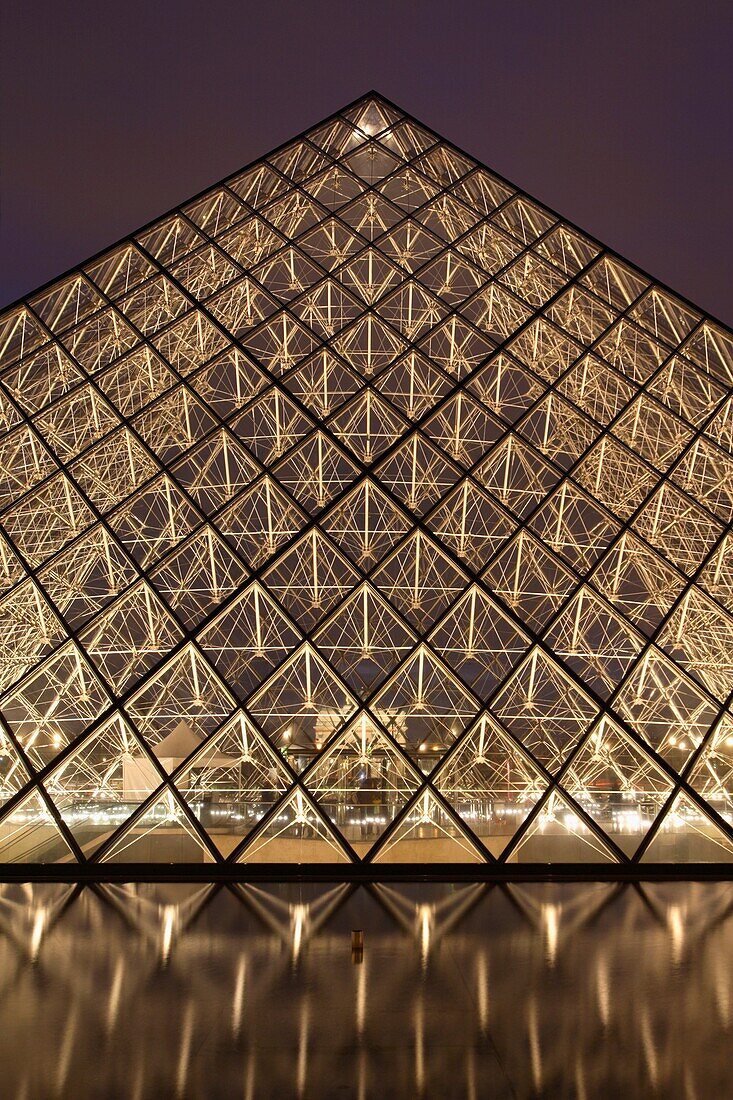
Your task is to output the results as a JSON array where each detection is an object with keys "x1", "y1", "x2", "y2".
[{"x1": 0, "y1": 881, "x2": 732, "y2": 1097}]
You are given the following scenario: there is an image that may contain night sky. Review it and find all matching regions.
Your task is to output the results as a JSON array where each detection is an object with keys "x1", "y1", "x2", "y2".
[{"x1": 1, "y1": 0, "x2": 731, "y2": 325}]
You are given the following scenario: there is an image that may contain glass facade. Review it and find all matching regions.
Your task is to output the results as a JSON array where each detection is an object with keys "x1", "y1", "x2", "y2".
[{"x1": 0, "y1": 93, "x2": 732, "y2": 866}]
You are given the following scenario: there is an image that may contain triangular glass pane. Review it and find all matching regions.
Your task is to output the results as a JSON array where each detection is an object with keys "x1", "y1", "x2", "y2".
[
  {"x1": 371, "y1": 645, "x2": 479, "y2": 770},
  {"x1": 267, "y1": 141, "x2": 329, "y2": 183},
  {"x1": 376, "y1": 351, "x2": 453, "y2": 420},
  {"x1": 544, "y1": 586, "x2": 644, "y2": 700},
  {"x1": 174, "y1": 713, "x2": 291, "y2": 856},
  {"x1": 535, "y1": 224, "x2": 599, "y2": 274},
  {"x1": 284, "y1": 349, "x2": 360, "y2": 418},
  {"x1": 378, "y1": 120, "x2": 435, "y2": 161},
  {"x1": 344, "y1": 97, "x2": 403, "y2": 135},
  {"x1": 273, "y1": 430, "x2": 360, "y2": 514},
  {"x1": 1, "y1": 643, "x2": 109, "y2": 771},
  {"x1": 428, "y1": 586, "x2": 530, "y2": 697},
  {"x1": 433, "y1": 714, "x2": 548, "y2": 857},
  {"x1": 505, "y1": 789, "x2": 619, "y2": 864},
  {"x1": 492, "y1": 649, "x2": 599, "y2": 773},
  {"x1": 149, "y1": 526, "x2": 248, "y2": 629},
  {"x1": 307, "y1": 116, "x2": 364, "y2": 157},
  {"x1": 373, "y1": 788, "x2": 485, "y2": 864},
  {"x1": 615, "y1": 649, "x2": 718, "y2": 767},
  {"x1": 238, "y1": 786, "x2": 352, "y2": 863},
  {"x1": 197, "y1": 581, "x2": 301, "y2": 697},
  {"x1": 262, "y1": 528, "x2": 360, "y2": 630},
  {"x1": 313, "y1": 583, "x2": 417, "y2": 696},
  {"x1": 337, "y1": 248, "x2": 403, "y2": 305},
  {"x1": 328, "y1": 388, "x2": 409, "y2": 463},
  {"x1": 483, "y1": 530, "x2": 577, "y2": 632},
  {"x1": 0, "y1": 732, "x2": 29, "y2": 809},
  {"x1": 640, "y1": 791, "x2": 733, "y2": 863},
  {"x1": 125, "y1": 644, "x2": 236, "y2": 758},
  {"x1": 475, "y1": 435, "x2": 559, "y2": 519},
  {"x1": 303, "y1": 713, "x2": 420, "y2": 857},
  {"x1": 246, "y1": 644, "x2": 358, "y2": 770},
  {"x1": 321, "y1": 478, "x2": 413, "y2": 568},
  {"x1": 688, "y1": 716, "x2": 733, "y2": 820},
  {"x1": 426, "y1": 480, "x2": 515, "y2": 572},
  {"x1": 372, "y1": 530, "x2": 469, "y2": 631},
  {"x1": 101, "y1": 787, "x2": 214, "y2": 863},
  {"x1": 563, "y1": 717, "x2": 675, "y2": 857},
  {"x1": 217, "y1": 476, "x2": 306, "y2": 569},
  {"x1": 44, "y1": 713, "x2": 156, "y2": 856},
  {"x1": 0, "y1": 790, "x2": 73, "y2": 863}
]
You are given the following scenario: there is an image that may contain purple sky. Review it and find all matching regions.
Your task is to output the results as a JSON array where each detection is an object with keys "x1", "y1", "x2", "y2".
[{"x1": 1, "y1": 0, "x2": 731, "y2": 325}]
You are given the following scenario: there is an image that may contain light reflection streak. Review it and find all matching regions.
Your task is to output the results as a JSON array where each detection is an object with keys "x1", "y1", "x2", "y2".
[
  {"x1": 232, "y1": 954, "x2": 246, "y2": 1036},
  {"x1": 0, "y1": 881, "x2": 728, "y2": 1097}
]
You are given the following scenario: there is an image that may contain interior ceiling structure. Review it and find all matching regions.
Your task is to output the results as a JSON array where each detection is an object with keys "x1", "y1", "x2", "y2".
[{"x1": 0, "y1": 92, "x2": 732, "y2": 868}]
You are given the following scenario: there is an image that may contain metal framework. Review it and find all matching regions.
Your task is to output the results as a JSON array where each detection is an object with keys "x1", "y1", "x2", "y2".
[{"x1": 0, "y1": 92, "x2": 733, "y2": 870}]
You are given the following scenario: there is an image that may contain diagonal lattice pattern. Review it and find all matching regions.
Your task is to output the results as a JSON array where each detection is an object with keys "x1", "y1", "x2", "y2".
[{"x1": 0, "y1": 93, "x2": 732, "y2": 866}]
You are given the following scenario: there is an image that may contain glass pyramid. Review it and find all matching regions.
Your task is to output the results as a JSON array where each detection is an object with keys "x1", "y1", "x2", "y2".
[{"x1": 0, "y1": 91, "x2": 732, "y2": 868}]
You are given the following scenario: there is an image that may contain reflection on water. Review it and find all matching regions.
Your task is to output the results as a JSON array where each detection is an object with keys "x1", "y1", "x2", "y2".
[{"x1": 0, "y1": 881, "x2": 732, "y2": 1098}]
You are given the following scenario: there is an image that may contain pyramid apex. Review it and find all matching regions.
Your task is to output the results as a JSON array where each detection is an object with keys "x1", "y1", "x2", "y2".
[{"x1": 0, "y1": 90, "x2": 732, "y2": 873}]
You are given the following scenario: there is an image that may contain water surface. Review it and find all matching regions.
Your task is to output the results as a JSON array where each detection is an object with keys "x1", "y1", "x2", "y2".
[{"x1": 0, "y1": 880, "x2": 731, "y2": 1098}]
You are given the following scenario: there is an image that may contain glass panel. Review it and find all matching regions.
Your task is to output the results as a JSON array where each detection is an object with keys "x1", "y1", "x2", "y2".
[
  {"x1": 175, "y1": 713, "x2": 291, "y2": 856},
  {"x1": 373, "y1": 788, "x2": 485, "y2": 863},
  {"x1": 563, "y1": 718, "x2": 674, "y2": 857},
  {"x1": 434, "y1": 715, "x2": 548, "y2": 857},
  {"x1": 238, "y1": 787, "x2": 351, "y2": 863},
  {"x1": 0, "y1": 791, "x2": 72, "y2": 863},
  {"x1": 640, "y1": 791, "x2": 733, "y2": 863},
  {"x1": 506, "y1": 789, "x2": 619, "y2": 864},
  {"x1": 303, "y1": 713, "x2": 420, "y2": 857},
  {"x1": 44, "y1": 714, "x2": 155, "y2": 855},
  {"x1": 102, "y1": 788, "x2": 214, "y2": 863}
]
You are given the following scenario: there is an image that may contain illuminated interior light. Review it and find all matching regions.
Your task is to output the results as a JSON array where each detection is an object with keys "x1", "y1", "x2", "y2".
[{"x1": 0, "y1": 94, "x2": 728, "y2": 872}]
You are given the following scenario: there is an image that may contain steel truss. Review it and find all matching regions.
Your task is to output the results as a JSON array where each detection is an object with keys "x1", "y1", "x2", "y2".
[{"x1": 0, "y1": 92, "x2": 733, "y2": 870}]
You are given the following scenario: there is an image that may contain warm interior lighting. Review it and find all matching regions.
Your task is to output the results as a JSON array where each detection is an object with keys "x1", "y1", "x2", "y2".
[{"x1": 0, "y1": 93, "x2": 730, "y2": 870}]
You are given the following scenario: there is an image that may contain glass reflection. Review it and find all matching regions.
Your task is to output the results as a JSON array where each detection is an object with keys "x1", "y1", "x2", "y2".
[{"x1": 0, "y1": 880, "x2": 731, "y2": 1097}]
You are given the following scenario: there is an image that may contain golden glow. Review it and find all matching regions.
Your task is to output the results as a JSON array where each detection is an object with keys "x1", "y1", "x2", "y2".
[{"x1": 0, "y1": 93, "x2": 731, "y2": 868}]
